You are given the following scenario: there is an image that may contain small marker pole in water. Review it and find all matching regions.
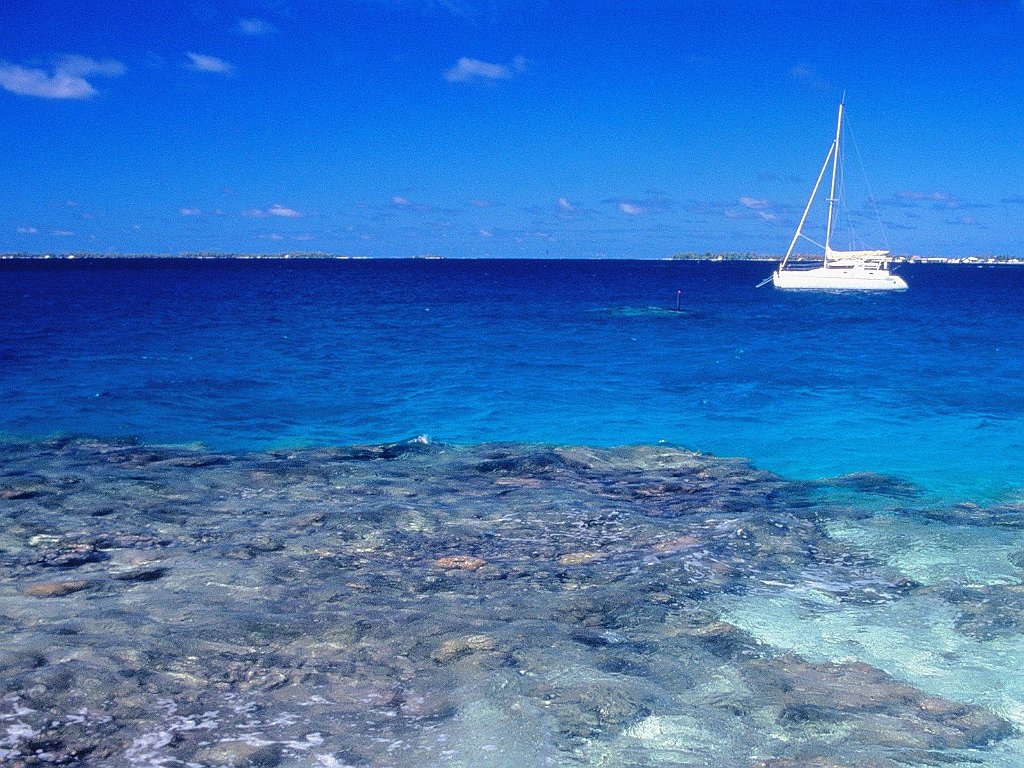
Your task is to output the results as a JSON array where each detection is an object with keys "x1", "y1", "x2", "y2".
[{"x1": 675, "y1": 290, "x2": 682, "y2": 312}]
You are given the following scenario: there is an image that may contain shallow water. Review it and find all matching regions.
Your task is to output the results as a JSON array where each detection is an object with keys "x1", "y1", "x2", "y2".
[
  {"x1": 1, "y1": 438, "x2": 1023, "y2": 767},
  {"x1": 2, "y1": 259, "x2": 1024, "y2": 766}
]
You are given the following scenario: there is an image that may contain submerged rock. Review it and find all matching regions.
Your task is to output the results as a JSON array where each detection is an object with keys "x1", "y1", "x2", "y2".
[
  {"x1": 431, "y1": 634, "x2": 498, "y2": 664},
  {"x1": 744, "y1": 655, "x2": 1013, "y2": 754},
  {"x1": 433, "y1": 554, "x2": 487, "y2": 571},
  {"x1": 193, "y1": 741, "x2": 283, "y2": 767},
  {"x1": 815, "y1": 472, "x2": 921, "y2": 499},
  {"x1": 23, "y1": 579, "x2": 89, "y2": 597},
  {"x1": 30, "y1": 542, "x2": 107, "y2": 568},
  {"x1": 939, "y1": 583, "x2": 1024, "y2": 640},
  {"x1": 0, "y1": 437, "x2": 1011, "y2": 768},
  {"x1": 922, "y1": 501, "x2": 1024, "y2": 528}
]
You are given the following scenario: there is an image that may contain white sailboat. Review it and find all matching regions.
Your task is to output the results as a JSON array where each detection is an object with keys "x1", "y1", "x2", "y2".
[{"x1": 771, "y1": 101, "x2": 907, "y2": 291}]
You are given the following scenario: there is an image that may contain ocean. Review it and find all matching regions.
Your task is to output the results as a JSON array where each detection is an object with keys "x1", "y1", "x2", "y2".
[
  {"x1": 3, "y1": 258, "x2": 1022, "y2": 500},
  {"x1": 2, "y1": 258, "x2": 1024, "y2": 767}
]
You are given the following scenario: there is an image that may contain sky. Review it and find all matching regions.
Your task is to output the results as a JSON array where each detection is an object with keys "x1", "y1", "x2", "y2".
[{"x1": 3, "y1": 0, "x2": 1024, "y2": 258}]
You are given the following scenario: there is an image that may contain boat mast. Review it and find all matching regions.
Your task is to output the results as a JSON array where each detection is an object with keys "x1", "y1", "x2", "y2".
[
  {"x1": 824, "y1": 100, "x2": 844, "y2": 263},
  {"x1": 779, "y1": 139, "x2": 835, "y2": 269}
]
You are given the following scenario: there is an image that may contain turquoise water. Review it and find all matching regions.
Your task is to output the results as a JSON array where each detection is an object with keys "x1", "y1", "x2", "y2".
[
  {"x1": 4, "y1": 258, "x2": 1024, "y2": 766},
  {"x1": 2, "y1": 258, "x2": 1021, "y2": 503}
]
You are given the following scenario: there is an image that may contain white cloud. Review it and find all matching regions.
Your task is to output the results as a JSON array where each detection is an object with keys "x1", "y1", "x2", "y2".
[
  {"x1": 729, "y1": 196, "x2": 778, "y2": 222},
  {"x1": 618, "y1": 201, "x2": 643, "y2": 215},
  {"x1": 392, "y1": 196, "x2": 411, "y2": 206},
  {"x1": 558, "y1": 197, "x2": 574, "y2": 212},
  {"x1": 898, "y1": 190, "x2": 958, "y2": 207},
  {"x1": 53, "y1": 229, "x2": 75, "y2": 236},
  {"x1": 237, "y1": 18, "x2": 278, "y2": 36},
  {"x1": 244, "y1": 204, "x2": 303, "y2": 218},
  {"x1": 185, "y1": 52, "x2": 234, "y2": 75},
  {"x1": 739, "y1": 196, "x2": 770, "y2": 210},
  {"x1": 16, "y1": 226, "x2": 38, "y2": 234},
  {"x1": 0, "y1": 55, "x2": 125, "y2": 99},
  {"x1": 479, "y1": 229, "x2": 493, "y2": 238},
  {"x1": 58, "y1": 55, "x2": 125, "y2": 78},
  {"x1": 180, "y1": 208, "x2": 201, "y2": 216},
  {"x1": 444, "y1": 55, "x2": 525, "y2": 83}
]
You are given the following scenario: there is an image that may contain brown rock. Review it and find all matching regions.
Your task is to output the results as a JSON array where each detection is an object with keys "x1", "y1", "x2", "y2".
[
  {"x1": 558, "y1": 552, "x2": 606, "y2": 566},
  {"x1": 24, "y1": 580, "x2": 89, "y2": 598},
  {"x1": 431, "y1": 634, "x2": 497, "y2": 663},
  {"x1": 433, "y1": 555, "x2": 486, "y2": 571},
  {"x1": 652, "y1": 535, "x2": 701, "y2": 553},
  {"x1": 193, "y1": 741, "x2": 282, "y2": 767}
]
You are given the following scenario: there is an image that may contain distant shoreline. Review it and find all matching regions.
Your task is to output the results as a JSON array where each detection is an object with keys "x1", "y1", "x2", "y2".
[{"x1": 2, "y1": 252, "x2": 1023, "y2": 265}]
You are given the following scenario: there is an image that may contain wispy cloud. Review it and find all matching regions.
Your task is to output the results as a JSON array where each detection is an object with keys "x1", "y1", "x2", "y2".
[
  {"x1": 16, "y1": 226, "x2": 38, "y2": 234},
  {"x1": 896, "y1": 190, "x2": 960, "y2": 208},
  {"x1": 362, "y1": 0, "x2": 504, "y2": 20},
  {"x1": 0, "y1": 55, "x2": 125, "y2": 99},
  {"x1": 897, "y1": 191, "x2": 956, "y2": 202},
  {"x1": 444, "y1": 55, "x2": 526, "y2": 83},
  {"x1": 738, "y1": 196, "x2": 770, "y2": 210},
  {"x1": 185, "y1": 52, "x2": 234, "y2": 75},
  {"x1": 605, "y1": 192, "x2": 675, "y2": 217},
  {"x1": 256, "y1": 232, "x2": 316, "y2": 242},
  {"x1": 386, "y1": 195, "x2": 453, "y2": 217},
  {"x1": 243, "y1": 204, "x2": 303, "y2": 218},
  {"x1": 790, "y1": 65, "x2": 832, "y2": 93},
  {"x1": 552, "y1": 196, "x2": 595, "y2": 219},
  {"x1": 180, "y1": 208, "x2": 201, "y2": 216},
  {"x1": 268, "y1": 204, "x2": 302, "y2": 218},
  {"x1": 237, "y1": 18, "x2": 278, "y2": 36},
  {"x1": 726, "y1": 195, "x2": 780, "y2": 222},
  {"x1": 737, "y1": 196, "x2": 778, "y2": 221}
]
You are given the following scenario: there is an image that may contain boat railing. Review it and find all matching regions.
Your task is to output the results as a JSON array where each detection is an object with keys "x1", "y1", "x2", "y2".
[{"x1": 780, "y1": 260, "x2": 825, "y2": 271}]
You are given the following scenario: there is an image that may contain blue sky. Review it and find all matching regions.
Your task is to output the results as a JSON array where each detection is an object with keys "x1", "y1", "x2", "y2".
[{"x1": 3, "y1": 0, "x2": 1024, "y2": 258}]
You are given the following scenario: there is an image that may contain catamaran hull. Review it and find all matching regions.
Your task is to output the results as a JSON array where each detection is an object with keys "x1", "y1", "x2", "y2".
[{"x1": 772, "y1": 267, "x2": 907, "y2": 291}]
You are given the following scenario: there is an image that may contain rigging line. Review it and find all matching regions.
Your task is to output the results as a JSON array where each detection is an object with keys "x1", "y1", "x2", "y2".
[
  {"x1": 837, "y1": 143, "x2": 853, "y2": 250},
  {"x1": 845, "y1": 115, "x2": 891, "y2": 253},
  {"x1": 835, "y1": 129, "x2": 862, "y2": 251},
  {"x1": 799, "y1": 233, "x2": 825, "y2": 250}
]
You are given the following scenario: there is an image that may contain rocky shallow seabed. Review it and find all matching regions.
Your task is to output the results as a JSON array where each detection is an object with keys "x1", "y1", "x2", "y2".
[{"x1": 0, "y1": 437, "x2": 1020, "y2": 767}]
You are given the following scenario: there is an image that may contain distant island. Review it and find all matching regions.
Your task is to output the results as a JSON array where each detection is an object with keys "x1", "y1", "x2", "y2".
[
  {"x1": 668, "y1": 252, "x2": 1024, "y2": 265},
  {"x1": 0, "y1": 252, "x2": 372, "y2": 260},
  {"x1": 1, "y1": 251, "x2": 1023, "y2": 264}
]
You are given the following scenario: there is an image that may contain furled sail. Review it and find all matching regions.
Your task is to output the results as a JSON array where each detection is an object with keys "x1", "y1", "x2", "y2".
[{"x1": 825, "y1": 246, "x2": 889, "y2": 261}]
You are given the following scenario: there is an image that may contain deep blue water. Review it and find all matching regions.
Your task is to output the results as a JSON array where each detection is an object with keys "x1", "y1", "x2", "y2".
[{"x1": 2, "y1": 258, "x2": 1022, "y2": 502}]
